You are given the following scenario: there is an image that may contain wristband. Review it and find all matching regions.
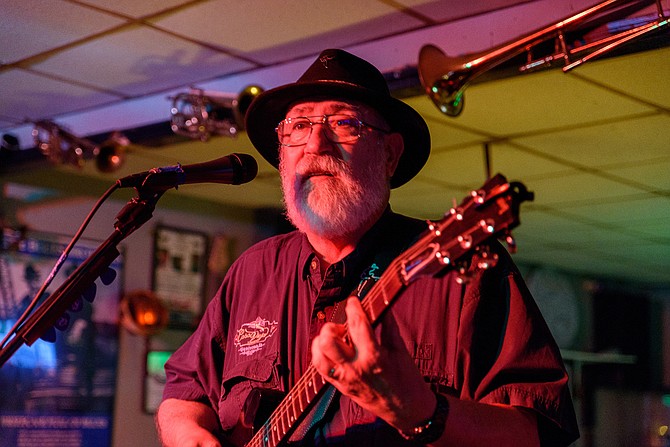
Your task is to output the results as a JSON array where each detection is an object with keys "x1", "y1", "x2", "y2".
[{"x1": 398, "y1": 392, "x2": 449, "y2": 444}]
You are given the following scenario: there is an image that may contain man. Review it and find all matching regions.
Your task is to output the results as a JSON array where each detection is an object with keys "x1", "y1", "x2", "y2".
[{"x1": 156, "y1": 49, "x2": 579, "y2": 447}]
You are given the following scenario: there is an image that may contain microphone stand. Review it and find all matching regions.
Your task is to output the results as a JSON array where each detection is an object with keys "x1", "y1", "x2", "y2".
[{"x1": 0, "y1": 186, "x2": 166, "y2": 367}]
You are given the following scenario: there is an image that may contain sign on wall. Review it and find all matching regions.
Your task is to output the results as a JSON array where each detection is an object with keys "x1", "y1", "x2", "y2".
[{"x1": 0, "y1": 229, "x2": 122, "y2": 447}]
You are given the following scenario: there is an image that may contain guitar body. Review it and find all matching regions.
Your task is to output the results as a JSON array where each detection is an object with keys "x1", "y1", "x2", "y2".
[{"x1": 227, "y1": 388, "x2": 285, "y2": 446}]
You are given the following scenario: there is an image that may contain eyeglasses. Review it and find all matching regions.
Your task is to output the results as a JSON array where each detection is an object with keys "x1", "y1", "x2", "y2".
[{"x1": 276, "y1": 114, "x2": 390, "y2": 147}]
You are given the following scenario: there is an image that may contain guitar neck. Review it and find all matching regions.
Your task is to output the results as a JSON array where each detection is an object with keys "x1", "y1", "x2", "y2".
[{"x1": 245, "y1": 265, "x2": 407, "y2": 447}]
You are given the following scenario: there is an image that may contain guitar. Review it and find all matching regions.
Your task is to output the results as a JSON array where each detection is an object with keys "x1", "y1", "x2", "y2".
[{"x1": 234, "y1": 173, "x2": 533, "y2": 447}]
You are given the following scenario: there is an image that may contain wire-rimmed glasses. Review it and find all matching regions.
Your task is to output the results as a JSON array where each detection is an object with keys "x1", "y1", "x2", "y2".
[{"x1": 276, "y1": 114, "x2": 389, "y2": 147}]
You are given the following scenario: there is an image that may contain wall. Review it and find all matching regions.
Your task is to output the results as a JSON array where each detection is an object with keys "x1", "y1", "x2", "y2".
[{"x1": 16, "y1": 194, "x2": 259, "y2": 447}]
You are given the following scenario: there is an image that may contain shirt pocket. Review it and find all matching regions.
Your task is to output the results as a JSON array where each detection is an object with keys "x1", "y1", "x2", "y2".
[{"x1": 218, "y1": 353, "x2": 280, "y2": 431}]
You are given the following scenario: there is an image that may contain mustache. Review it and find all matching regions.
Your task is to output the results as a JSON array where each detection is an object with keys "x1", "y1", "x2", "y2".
[{"x1": 296, "y1": 155, "x2": 351, "y2": 179}]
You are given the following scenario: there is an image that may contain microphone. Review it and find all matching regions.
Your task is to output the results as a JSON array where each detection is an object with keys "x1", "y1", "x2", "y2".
[{"x1": 116, "y1": 153, "x2": 258, "y2": 189}]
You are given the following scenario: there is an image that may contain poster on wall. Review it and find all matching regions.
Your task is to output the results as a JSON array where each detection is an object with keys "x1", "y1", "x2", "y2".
[
  {"x1": 0, "y1": 229, "x2": 122, "y2": 447},
  {"x1": 152, "y1": 225, "x2": 207, "y2": 328}
]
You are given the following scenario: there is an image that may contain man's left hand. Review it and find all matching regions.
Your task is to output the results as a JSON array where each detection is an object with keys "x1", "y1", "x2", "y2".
[{"x1": 311, "y1": 297, "x2": 436, "y2": 433}]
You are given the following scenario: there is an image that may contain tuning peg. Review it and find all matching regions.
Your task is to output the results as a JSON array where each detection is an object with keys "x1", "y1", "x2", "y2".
[
  {"x1": 455, "y1": 264, "x2": 471, "y2": 284},
  {"x1": 475, "y1": 247, "x2": 499, "y2": 270},
  {"x1": 504, "y1": 231, "x2": 517, "y2": 253},
  {"x1": 427, "y1": 220, "x2": 443, "y2": 236},
  {"x1": 470, "y1": 189, "x2": 485, "y2": 205},
  {"x1": 457, "y1": 234, "x2": 473, "y2": 250},
  {"x1": 448, "y1": 203, "x2": 464, "y2": 220},
  {"x1": 479, "y1": 218, "x2": 495, "y2": 234}
]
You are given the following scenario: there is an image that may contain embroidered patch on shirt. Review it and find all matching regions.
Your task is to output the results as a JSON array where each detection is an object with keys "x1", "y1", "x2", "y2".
[{"x1": 234, "y1": 317, "x2": 279, "y2": 357}]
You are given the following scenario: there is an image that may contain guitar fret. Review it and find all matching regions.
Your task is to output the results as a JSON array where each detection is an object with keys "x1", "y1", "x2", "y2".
[
  {"x1": 381, "y1": 282, "x2": 390, "y2": 305},
  {"x1": 287, "y1": 395, "x2": 294, "y2": 423},
  {"x1": 273, "y1": 422, "x2": 279, "y2": 445},
  {"x1": 298, "y1": 386, "x2": 304, "y2": 412}
]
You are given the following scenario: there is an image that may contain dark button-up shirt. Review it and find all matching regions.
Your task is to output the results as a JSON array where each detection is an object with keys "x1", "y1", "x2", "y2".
[{"x1": 163, "y1": 209, "x2": 579, "y2": 446}]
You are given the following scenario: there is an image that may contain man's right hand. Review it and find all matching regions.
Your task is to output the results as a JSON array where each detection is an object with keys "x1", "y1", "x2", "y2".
[{"x1": 156, "y1": 398, "x2": 225, "y2": 447}]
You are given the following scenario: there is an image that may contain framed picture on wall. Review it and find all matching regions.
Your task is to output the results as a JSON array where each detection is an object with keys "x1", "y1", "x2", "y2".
[{"x1": 152, "y1": 225, "x2": 208, "y2": 329}]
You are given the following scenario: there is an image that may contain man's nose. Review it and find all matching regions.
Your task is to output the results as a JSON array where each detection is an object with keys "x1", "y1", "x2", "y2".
[{"x1": 303, "y1": 122, "x2": 334, "y2": 155}]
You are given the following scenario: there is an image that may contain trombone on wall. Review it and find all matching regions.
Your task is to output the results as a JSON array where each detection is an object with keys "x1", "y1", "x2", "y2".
[{"x1": 418, "y1": 0, "x2": 668, "y2": 117}]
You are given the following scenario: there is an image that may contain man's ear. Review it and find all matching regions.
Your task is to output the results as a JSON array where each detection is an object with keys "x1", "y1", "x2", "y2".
[{"x1": 385, "y1": 132, "x2": 404, "y2": 180}]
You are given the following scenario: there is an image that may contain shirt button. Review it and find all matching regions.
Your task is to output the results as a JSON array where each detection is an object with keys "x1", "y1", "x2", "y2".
[
  {"x1": 316, "y1": 311, "x2": 326, "y2": 320},
  {"x1": 311, "y1": 259, "x2": 318, "y2": 271}
]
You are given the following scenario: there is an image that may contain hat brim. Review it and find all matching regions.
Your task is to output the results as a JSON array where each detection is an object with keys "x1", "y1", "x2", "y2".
[{"x1": 244, "y1": 81, "x2": 430, "y2": 188}]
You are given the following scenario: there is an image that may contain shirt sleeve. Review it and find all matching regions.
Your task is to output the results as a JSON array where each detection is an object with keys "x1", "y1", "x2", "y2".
[
  {"x1": 455, "y1": 244, "x2": 580, "y2": 446},
  {"x1": 162, "y1": 281, "x2": 228, "y2": 412}
]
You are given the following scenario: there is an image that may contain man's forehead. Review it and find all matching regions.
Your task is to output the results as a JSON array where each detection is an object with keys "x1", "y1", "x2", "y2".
[{"x1": 286, "y1": 99, "x2": 374, "y2": 116}]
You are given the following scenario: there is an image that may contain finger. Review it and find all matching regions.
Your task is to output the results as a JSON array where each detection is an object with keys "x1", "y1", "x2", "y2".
[
  {"x1": 344, "y1": 297, "x2": 379, "y2": 363},
  {"x1": 311, "y1": 323, "x2": 349, "y2": 380},
  {"x1": 310, "y1": 336, "x2": 336, "y2": 381}
]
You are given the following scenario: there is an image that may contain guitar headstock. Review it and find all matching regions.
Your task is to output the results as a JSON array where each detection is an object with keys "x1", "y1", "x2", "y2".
[{"x1": 400, "y1": 174, "x2": 533, "y2": 284}]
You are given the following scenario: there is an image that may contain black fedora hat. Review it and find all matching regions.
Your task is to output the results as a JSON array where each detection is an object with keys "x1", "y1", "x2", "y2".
[{"x1": 244, "y1": 49, "x2": 430, "y2": 188}]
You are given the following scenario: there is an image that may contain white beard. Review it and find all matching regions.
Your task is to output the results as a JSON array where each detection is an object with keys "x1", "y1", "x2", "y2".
[{"x1": 280, "y1": 153, "x2": 390, "y2": 239}]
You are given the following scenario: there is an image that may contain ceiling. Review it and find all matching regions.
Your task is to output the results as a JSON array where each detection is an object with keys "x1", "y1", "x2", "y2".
[{"x1": 1, "y1": 0, "x2": 669, "y2": 289}]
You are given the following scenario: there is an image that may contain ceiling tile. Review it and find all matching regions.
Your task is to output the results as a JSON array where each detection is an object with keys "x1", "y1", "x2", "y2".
[
  {"x1": 559, "y1": 193, "x2": 670, "y2": 224},
  {"x1": 79, "y1": 0, "x2": 193, "y2": 19},
  {"x1": 0, "y1": 69, "x2": 119, "y2": 123},
  {"x1": 391, "y1": 179, "x2": 470, "y2": 219},
  {"x1": 447, "y1": 69, "x2": 656, "y2": 135},
  {"x1": 575, "y1": 45, "x2": 670, "y2": 109},
  {"x1": 605, "y1": 158, "x2": 670, "y2": 192},
  {"x1": 151, "y1": 0, "x2": 422, "y2": 62},
  {"x1": 1, "y1": 0, "x2": 125, "y2": 64},
  {"x1": 512, "y1": 114, "x2": 670, "y2": 168},
  {"x1": 488, "y1": 142, "x2": 573, "y2": 179},
  {"x1": 31, "y1": 27, "x2": 253, "y2": 96},
  {"x1": 417, "y1": 144, "x2": 493, "y2": 186},
  {"x1": 520, "y1": 172, "x2": 646, "y2": 205},
  {"x1": 395, "y1": 0, "x2": 537, "y2": 22},
  {"x1": 405, "y1": 96, "x2": 493, "y2": 148}
]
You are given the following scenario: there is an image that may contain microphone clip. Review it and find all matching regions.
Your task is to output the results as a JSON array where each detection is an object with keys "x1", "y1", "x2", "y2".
[{"x1": 141, "y1": 163, "x2": 185, "y2": 190}]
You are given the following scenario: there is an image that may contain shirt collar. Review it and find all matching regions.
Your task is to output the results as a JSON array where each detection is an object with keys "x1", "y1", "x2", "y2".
[{"x1": 298, "y1": 206, "x2": 398, "y2": 281}]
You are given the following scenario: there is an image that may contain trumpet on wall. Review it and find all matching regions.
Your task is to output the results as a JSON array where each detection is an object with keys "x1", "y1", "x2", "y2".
[
  {"x1": 32, "y1": 120, "x2": 127, "y2": 172},
  {"x1": 170, "y1": 85, "x2": 263, "y2": 141}
]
